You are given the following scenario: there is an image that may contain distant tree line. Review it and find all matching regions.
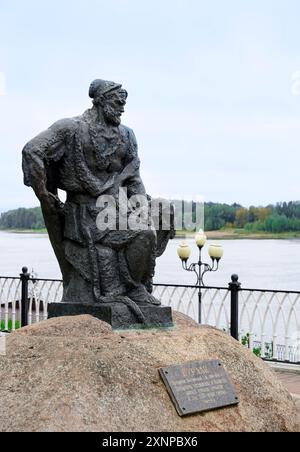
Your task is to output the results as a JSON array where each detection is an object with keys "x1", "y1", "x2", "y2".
[
  {"x1": 1, "y1": 201, "x2": 300, "y2": 233},
  {"x1": 0, "y1": 207, "x2": 45, "y2": 230},
  {"x1": 172, "y1": 200, "x2": 300, "y2": 233},
  {"x1": 235, "y1": 203, "x2": 300, "y2": 233}
]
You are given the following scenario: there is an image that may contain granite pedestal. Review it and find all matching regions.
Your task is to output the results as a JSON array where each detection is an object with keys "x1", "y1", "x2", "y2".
[{"x1": 48, "y1": 302, "x2": 173, "y2": 330}]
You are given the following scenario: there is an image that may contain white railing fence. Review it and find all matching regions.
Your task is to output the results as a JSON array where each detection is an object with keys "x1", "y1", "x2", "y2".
[
  {"x1": 239, "y1": 289, "x2": 300, "y2": 363},
  {"x1": 27, "y1": 279, "x2": 63, "y2": 326},
  {"x1": 0, "y1": 277, "x2": 63, "y2": 331},
  {"x1": 0, "y1": 277, "x2": 21, "y2": 331},
  {"x1": 1, "y1": 275, "x2": 299, "y2": 364},
  {"x1": 153, "y1": 284, "x2": 300, "y2": 363}
]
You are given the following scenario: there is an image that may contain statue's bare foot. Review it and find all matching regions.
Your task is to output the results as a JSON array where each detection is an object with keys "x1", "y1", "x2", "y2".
[
  {"x1": 145, "y1": 292, "x2": 161, "y2": 306},
  {"x1": 128, "y1": 286, "x2": 161, "y2": 306}
]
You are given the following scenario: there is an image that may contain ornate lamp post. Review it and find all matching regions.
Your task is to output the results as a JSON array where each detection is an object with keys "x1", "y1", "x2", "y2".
[{"x1": 177, "y1": 230, "x2": 224, "y2": 324}]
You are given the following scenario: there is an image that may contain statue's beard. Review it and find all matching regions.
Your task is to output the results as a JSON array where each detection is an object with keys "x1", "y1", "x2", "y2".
[{"x1": 103, "y1": 105, "x2": 122, "y2": 126}]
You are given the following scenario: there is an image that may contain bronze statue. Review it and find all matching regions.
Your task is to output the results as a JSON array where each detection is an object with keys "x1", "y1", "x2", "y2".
[{"x1": 22, "y1": 79, "x2": 174, "y2": 328}]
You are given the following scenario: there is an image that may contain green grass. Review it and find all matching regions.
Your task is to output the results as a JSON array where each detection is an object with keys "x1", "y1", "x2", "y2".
[
  {"x1": 4, "y1": 228, "x2": 48, "y2": 234},
  {"x1": 0, "y1": 319, "x2": 20, "y2": 331},
  {"x1": 4, "y1": 227, "x2": 300, "y2": 239},
  {"x1": 175, "y1": 228, "x2": 300, "y2": 240}
]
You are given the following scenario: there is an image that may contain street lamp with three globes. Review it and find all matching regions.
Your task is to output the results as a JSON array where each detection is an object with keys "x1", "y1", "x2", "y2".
[{"x1": 177, "y1": 230, "x2": 224, "y2": 323}]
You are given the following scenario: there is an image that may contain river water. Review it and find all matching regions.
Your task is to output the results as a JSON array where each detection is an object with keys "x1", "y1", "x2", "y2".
[{"x1": 0, "y1": 231, "x2": 300, "y2": 291}]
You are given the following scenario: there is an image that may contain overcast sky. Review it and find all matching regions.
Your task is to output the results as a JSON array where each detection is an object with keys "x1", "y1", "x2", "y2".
[{"x1": 0, "y1": 0, "x2": 300, "y2": 211}]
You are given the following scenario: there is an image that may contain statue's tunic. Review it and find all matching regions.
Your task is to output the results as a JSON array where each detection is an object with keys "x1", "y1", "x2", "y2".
[
  {"x1": 23, "y1": 109, "x2": 153, "y2": 300},
  {"x1": 23, "y1": 109, "x2": 146, "y2": 237}
]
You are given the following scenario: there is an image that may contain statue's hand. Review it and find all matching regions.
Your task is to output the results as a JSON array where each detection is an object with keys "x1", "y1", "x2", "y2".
[{"x1": 40, "y1": 191, "x2": 65, "y2": 215}]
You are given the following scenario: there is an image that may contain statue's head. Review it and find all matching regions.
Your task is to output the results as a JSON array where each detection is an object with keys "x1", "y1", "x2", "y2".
[{"x1": 89, "y1": 79, "x2": 128, "y2": 126}]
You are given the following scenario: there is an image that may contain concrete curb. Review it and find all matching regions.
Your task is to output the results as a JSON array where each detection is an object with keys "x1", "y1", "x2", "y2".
[{"x1": 268, "y1": 362, "x2": 300, "y2": 374}]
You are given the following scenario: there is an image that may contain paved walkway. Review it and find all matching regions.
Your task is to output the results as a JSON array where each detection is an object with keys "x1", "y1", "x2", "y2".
[
  {"x1": 276, "y1": 371, "x2": 300, "y2": 415},
  {"x1": 277, "y1": 371, "x2": 300, "y2": 396}
]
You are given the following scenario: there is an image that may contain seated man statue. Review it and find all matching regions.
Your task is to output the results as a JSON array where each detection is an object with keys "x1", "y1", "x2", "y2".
[{"x1": 22, "y1": 79, "x2": 174, "y2": 326}]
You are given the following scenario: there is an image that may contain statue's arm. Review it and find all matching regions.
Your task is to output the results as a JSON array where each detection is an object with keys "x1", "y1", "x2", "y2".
[
  {"x1": 124, "y1": 128, "x2": 147, "y2": 197},
  {"x1": 22, "y1": 119, "x2": 72, "y2": 200},
  {"x1": 22, "y1": 120, "x2": 75, "y2": 281}
]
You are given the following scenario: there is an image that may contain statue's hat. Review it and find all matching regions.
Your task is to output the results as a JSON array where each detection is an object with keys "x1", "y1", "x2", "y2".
[{"x1": 89, "y1": 79, "x2": 122, "y2": 99}]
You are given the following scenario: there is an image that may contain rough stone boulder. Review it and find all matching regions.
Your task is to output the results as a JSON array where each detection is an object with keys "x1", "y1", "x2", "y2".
[{"x1": 0, "y1": 313, "x2": 299, "y2": 432}]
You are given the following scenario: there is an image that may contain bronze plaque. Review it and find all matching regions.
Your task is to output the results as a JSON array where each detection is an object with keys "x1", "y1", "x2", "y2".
[{"x1": 159, "y1": 360, "x2": 239, "y2": 416}]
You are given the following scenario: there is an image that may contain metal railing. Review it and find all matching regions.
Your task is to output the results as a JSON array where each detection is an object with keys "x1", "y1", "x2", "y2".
[
  {"x1": 0, "y1": 276, "x2": 21, "y2": 331},
  {"x1": 153, "y1": 282, "x2": 300, "y2": 364},
  {"x1": 0, "y1": 268, "x2": 63, "y2": 331},
  {"x1": 1, "y1": 268, "x2": 299, "y2": 364}
]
